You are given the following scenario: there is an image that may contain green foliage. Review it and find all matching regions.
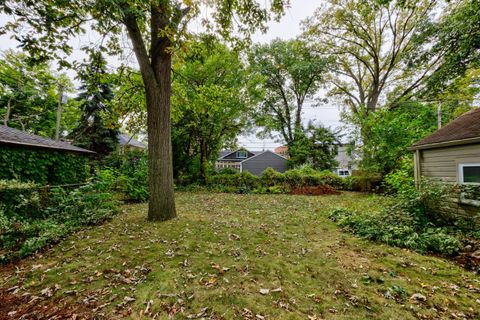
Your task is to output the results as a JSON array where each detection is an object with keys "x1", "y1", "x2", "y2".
[
  {"x1": 358, "y1": 104, "x2": 438, "y2": 174},
  {"x1": 0, "y1": 180, "x2": 119, "y2": 262},
  {"x1": 171, "y1": 36, "x2": 259, "y2": 182},
  {"x1": 383, "y1": 157, "x2": 416, "y2": 195},
  {"x1": 459, "y1": 184, "x2": 480, "y2": 202},
  {"x1": 341, "y1": 173, "x2": 383, "y2": 193},
  {"x1": 329, "y1": 183, "x2": 463, "y2": 256},
  {"x1": 252, "y1": 185, "x2": 286, "y2": 194},
  {"x1": 288, "y1": 124, "x2": 339, "y2": 170},
  {"x1": 205, "y1": 166, "x2": 347, "y2": 194},
  {"x1": 207, "y1": 172, "x2": 260, "y2": 193},
  {"x1": 248, "y1": 39, "x2": 328, "y2": 145},
  {"x1": 0, "y1": 50, "x2": 77, "y2": 136},
  {"x1": 414, "y1": 0, "x2": 480, "y2": 97},
  {"x1": 284, "y1": 166, "x2": 344, "y2": 189},
  {"x1": 260, "y1": 167, "x2": 285, "y2": 187},
  {"x1": 69, "y1": 52, "x2": 119, "y2": 157},
  {"x1": 96, "y1": 151, "x2": 148, "y2": 202},
  {"x1": 0, "y1": 146, "x2": 89, "y2": 185}
]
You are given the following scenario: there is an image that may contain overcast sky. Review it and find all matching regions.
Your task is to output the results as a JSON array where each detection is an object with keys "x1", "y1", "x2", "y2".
[{"x1": 0, "y1": 0, "x2": 343, "y2": 150}]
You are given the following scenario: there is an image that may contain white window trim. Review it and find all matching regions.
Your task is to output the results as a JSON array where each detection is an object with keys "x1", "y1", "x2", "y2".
[
  {"x1": 458, "y1": 163, "x2": 480, "y2": 185},
  {"x1": 237, "y1": 151, "x2": 248, "y2": 159}
]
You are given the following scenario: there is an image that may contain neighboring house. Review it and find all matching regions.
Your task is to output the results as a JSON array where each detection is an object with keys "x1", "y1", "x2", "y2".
[
  {"x1": 274, "y1": 145, "x2": 289, "y2": 159},
  {"x1": 409, "y1": 107, "x2": 480, "y2": 226},
  {"x1": 117, "y1": 133, "x2": 147, "y2": 151},
  {"x1": 333, "y1": 144, "x2": 358, "y2": 177},
  {"x1": 216, "y1": 149, "x2": 288, "y2": 175},
  {"x1": 0, "y1": 125, "x2": 94, "y2": 184}
]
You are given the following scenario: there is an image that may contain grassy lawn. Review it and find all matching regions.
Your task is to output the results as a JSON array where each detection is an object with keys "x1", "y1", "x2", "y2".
[{"x1": 1, "y1": 192, "x2": 479, "y2": 319}]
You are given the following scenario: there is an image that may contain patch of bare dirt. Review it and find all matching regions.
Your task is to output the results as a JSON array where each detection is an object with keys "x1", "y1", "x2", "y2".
[{"x1": 290, "y1": 185, "x2": 341, "y2": 196}]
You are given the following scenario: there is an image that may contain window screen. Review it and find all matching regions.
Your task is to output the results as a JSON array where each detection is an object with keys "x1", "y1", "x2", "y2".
[{"x1": 462, "y1": 165, "x2": 480, "y2": 183}]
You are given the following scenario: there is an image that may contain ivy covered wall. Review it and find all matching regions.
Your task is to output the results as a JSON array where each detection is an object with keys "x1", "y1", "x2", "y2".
[{"x1": 0, "y1": 146, "x2": 89, "y2": 185}]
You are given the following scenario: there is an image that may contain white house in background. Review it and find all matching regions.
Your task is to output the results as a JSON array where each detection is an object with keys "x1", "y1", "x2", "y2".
[{"x1": 333, "y1": 144, "x2": 358, "y2": 177}]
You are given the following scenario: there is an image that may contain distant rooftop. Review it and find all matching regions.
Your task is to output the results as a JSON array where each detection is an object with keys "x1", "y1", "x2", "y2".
[
  {"x1": 0, "y1": 125, "x2": 95, "y2": 154},
  {"x1": 118, "y1": 133, "x2": 146, "y2": 149}
]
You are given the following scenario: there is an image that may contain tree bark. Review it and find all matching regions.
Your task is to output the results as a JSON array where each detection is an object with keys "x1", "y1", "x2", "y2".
[
  {"x1": 145, "y1": 53, "x2": 176, "y2": 221},
  {"x1": 199, "y1": 139, "x2": 208, "y2": 184},
  {"x1": 123, "y1": 8, "x2": 177, "y2": 221}
]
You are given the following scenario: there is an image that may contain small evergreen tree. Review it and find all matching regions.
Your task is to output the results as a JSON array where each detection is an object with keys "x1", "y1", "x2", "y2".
[{"x1": 70, "y1": 53, "x2": 119, "y2": 157}]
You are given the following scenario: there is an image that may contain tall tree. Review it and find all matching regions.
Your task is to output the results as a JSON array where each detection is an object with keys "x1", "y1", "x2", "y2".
[
  {"x1": 1, "y1": 0, "x2": 288, "y2": 221},
  {"x1": 0, "y1": 50, "x2": 75, "y2": 136},
  {"x1": 303, "y1": 0, "x2": 441, "y2": 123},
  {"x1": 413, "y1": 0, "x2": 480, "y2": 98},
  {"x1": 248, "y1": 39, "x2": 328, "y2": 148},
  {"x1": 172, "y1": 36, "x2": 258, "y2": 183},
  {"x1": 69, "y1": 52, "x2": 119, "y2": 157}
]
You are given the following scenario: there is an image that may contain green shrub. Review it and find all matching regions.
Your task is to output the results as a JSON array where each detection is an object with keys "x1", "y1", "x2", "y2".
[
  {"x1": 383, "y1": 157, "x2": 415, "y2": 196},
  {"x1": 95, "y1": 152, "x2": 149, "y2": 202},
  {"x1": 0, "y1": 180, "x2": 119, "y2": 262},
  {"x1": 261, "y1": 167, "x2": 285, "y2": 186},
  {"x1": 342, "y1": 172, "x2": 382, "y2": 192},
  {"x1": 207, "y1": 172, "x2": 260, "y2": 189},
  {"x1": 0, "y1": 180, "x2": 44, "y2": 219},
  {"x1": 328, "y1": 183, "x2": 463, "y2": 256},
  {"x1": 252, "y1": 185, "x2": 286, "y2": 194},
  {"x1": 216, "y1": 168, "x2": 238, "y2": 175},
  {"x1": 0, "y1": 147, "x2": 89, "y2": 185}
]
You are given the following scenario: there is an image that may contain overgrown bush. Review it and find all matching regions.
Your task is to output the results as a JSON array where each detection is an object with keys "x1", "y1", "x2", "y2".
[
  {"x1": 261, "y1": 167, "x2": 285, "y2": 187},
  {"x1": 0, "y1": 180, "x2": 119, "y2": 262},
  {"x1": 342, "y1": 172, "x2": 383, "y2": 192},
  {"x1": 0, "y1": 147, "x2": 89, "y2": 185},
  {"x1": 95, "y1": 151, "x2": 148, "y2": 202},
  {"x1": 328, "y1": 182, "x2": 463, "y2": 256},
  {"x1": 205, "y1": 166, "x2": 347, "y2": 194},
  {"x1": 383, "y1": 157, "x2": 415, "y2": 196},
  {"x1": 207, "y1": 172, "x2": 260, "y2": 193}
]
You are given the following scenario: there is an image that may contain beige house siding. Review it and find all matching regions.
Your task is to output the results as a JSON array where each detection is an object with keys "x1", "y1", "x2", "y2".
[
  {"x1": 416, "y1": 143, "x2": 480, "y2": 228},
  {"x1": 418, "y1": 143, "x2": 480, "y2": 183}
]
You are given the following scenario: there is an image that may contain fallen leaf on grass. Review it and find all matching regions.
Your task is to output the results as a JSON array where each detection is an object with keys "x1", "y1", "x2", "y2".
[{"x1": 259, "y1": 288, "x2": 270, "y2": 295}]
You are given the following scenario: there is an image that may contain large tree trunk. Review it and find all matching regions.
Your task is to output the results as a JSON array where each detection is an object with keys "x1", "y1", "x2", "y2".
[
  {"x1": 199, "y1": 139, "x2": 208, "y2": 184},
  {"x1": 145, "y1": 54, "x2": 176, "y2": 221}
]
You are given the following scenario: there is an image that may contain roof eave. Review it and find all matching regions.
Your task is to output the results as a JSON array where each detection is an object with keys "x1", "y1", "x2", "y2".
[
  {"x1": 408, "y1": 136, "x2": 480, "y2": 151},
  {"x1": 0, "y1": 140, "x2": 96, "y2": 154}
]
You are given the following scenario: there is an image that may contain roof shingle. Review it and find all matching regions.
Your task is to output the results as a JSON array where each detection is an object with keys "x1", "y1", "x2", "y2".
[
  {"x1": 0, "y1": 125, "x2": 95, "y2": 154},
  {"x1": 412, "y1": 107, "x2": 480, "y2": 148}
]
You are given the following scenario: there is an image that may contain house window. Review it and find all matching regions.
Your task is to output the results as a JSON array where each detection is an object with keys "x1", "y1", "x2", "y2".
[
  {"x1": 459, "y1": 163, "x2": 480, "y2": 184},
  {"x1": 237, "y1": 150, "x2": 248, "y2": 158},
  {"x1": 338, "y1": 169, "x2": 350, "y2": 177}
]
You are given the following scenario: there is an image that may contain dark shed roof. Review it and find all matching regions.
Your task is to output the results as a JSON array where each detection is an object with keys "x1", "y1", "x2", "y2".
[
  {"x1": 411, "y1": 108, "x2": 480, "y2": 150},
  {"x1": 0, "y1": 125, "x2": 95, "y2": 154}
]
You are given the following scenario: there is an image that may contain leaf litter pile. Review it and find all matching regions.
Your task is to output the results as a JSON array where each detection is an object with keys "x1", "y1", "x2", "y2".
[{"x1": 0, "y1": 192, "x2": 479, "y2": 319}]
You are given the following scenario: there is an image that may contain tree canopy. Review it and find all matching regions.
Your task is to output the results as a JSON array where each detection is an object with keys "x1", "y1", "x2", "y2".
[
  {"x1": 248, "y1": 39, "x2": 328, "y2": 147},
  {"x1": 172, "y1": 36, "x2": 259, "y2": 183},
  {"x1": 0, "y1": 0, "x2": 289, "y2": 221},
  {"x1": 0, "y1": 49, "x2": 76, "y2": 137}
]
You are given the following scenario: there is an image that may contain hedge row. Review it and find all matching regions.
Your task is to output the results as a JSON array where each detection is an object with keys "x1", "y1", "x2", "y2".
[
  {"x1": 206, "y1": 167, "x2": 345, "y2": 192},
  {"x1": 0, "y1": 146, "x2": 89, "y2": 185}
]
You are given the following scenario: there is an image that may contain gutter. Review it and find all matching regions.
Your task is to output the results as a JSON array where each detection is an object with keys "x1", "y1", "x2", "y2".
[
  {"x1": 408, "y1": 136, "x2": 480, "y2": 151},
  {"x1": 0, "y1": 140, "x2": 96, "y2": 154}
]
